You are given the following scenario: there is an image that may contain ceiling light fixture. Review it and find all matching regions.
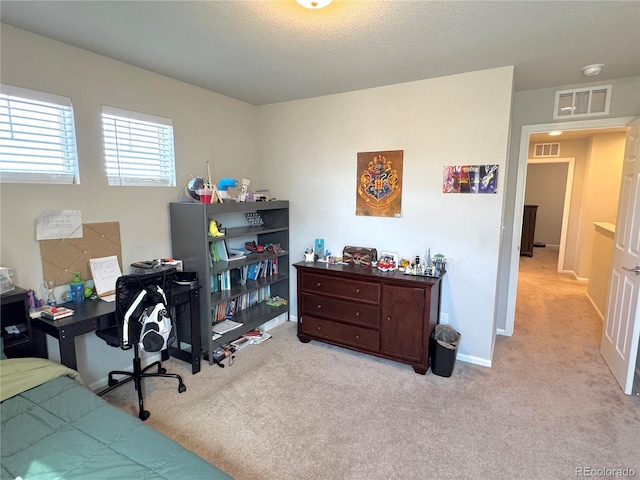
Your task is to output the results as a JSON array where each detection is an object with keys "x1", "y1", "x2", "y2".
[
  {"x1": 582, "y1": 64, "x2": 604, "y2": 76},
  {"x1": 548, "y1": 131, "x2": 562, "y2": 136},
  {"x1": 296, "y1": 0, "x2": 332, "y2": 9}
]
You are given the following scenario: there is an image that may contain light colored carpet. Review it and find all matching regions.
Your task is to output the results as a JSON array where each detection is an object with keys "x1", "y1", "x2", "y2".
[{"x1": 101, "y1": 246, "x2": 640, "y2": 479}]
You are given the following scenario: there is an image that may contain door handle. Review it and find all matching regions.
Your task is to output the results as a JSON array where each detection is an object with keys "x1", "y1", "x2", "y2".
[{"x1": 622, "y1": 265, "x2": 640, "y2": 275}]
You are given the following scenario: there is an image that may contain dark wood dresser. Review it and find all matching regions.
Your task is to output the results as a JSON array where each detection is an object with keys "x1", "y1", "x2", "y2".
[
  {"x1": 294, "y1": 262, "x2": 442, "y2": 374},
  {"x1": 520, "y1": 204, "x2": 538, "y2": 257}
]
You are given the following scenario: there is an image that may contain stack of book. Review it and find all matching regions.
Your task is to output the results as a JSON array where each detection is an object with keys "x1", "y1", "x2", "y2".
[
  {"x1": 242, "y1": 329, "x2": 272, "y2": 344},
  {"x1": 40, "y1": 305, "x2": 74, "y2": 320}
]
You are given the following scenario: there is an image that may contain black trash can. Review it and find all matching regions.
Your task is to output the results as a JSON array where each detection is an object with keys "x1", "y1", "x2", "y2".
[{"x1": 430, "y1": 324, "x2": 461, "y2": 377}]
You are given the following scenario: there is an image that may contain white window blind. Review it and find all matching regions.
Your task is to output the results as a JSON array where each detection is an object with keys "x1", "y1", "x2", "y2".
[
  {"x1": 102, "y1": 106, "x2": 176, "y2": 187},
  {"x1": 0, "y1": 84, "x2": 80, "y2": 184}
]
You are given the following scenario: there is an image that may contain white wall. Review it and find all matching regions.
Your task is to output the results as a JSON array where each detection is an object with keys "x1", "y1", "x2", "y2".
[
  {"x1": 258, "y1": 67, "x2": 515, "y2": 366},
  {"x1": 575, "y1": 132, "x2": 625, "y2": 279},
  {"x1": 0, "y1": 25, "x2": 260, "y2": 387},
  {"x1": 1, "y1": 25, "x2": 514, "y2": 377},
  {"x1": 524, "y1": 163, "x2": 568, "y2": 245}
]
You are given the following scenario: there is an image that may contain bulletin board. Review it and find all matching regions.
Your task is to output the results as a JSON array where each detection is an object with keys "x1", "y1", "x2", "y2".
[{"x1": 39, "y1": 222, "x2": 122, "y2": 286}]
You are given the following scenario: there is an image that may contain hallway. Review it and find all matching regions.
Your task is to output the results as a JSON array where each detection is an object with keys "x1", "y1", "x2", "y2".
[{"x1": 514, "y1": 244, "x2": 639, "y2": 395}]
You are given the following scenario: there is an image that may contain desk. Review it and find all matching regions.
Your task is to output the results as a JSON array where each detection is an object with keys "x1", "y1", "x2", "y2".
[{"x1": 32, "y1": 284, "x2": 201, "y2": 374}]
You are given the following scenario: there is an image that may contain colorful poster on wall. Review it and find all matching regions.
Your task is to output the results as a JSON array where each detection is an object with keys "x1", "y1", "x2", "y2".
[
  {"x1": 356, "y1": 150, "x2": 403, "y2": 217},
  {"x1": 443, "y1": 165, "x2": 499, "y2": 194}
]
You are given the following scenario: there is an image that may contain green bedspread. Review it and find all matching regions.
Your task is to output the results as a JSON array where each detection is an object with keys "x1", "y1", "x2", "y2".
[
  {"x1": 0, "y1": 357, "x2": 83, "y2": 402},
  {"x1": 0, "y1": 358, "x2": 232, "y2": 480}
]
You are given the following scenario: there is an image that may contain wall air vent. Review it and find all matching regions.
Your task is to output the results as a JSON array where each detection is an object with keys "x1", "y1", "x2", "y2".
[
  {"x1": 534, "y1": 143, "x2": 560, "y2": 157},
  {"x1": 553, "y1": 85, "x2": 611, "y2": 119}
]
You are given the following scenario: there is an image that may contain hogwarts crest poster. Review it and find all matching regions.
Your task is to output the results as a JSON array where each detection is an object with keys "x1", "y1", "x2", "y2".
[{"x1": 356, "y1": 150, "x2": 403, "y2": 217}]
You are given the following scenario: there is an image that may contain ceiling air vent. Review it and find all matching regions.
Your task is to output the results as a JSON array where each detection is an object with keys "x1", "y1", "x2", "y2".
[
  {"x1": 534, "y1": 143, "x2": 560, "y2": 157},
  {"x1": 553, "y1": 85, "x2": 611, "y2": 119}
]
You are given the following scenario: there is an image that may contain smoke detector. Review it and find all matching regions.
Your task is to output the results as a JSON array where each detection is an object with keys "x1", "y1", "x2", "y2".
[{"x1": 582, "y1": 64, "x2": 604, "y2": 76}]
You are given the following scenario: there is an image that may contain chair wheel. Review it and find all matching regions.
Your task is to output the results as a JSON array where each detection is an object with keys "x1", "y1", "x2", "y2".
[
  {"x1": 158, "y1": 367, "x2": 167, "y2": 374},
  {"x1": 178, "y1": 383, "x2": 186, "y2": 393},
  {"x1": 139, "y1": 410, "x2": 150, "y2": 421}
]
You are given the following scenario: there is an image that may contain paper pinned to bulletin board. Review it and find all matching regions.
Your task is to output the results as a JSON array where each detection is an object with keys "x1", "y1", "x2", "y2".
[
  {"x1": 36, "y1": 210, "x2": 83, "y2": 240},
  {"x1": 39, "y1": 222, "x2": 122, "y2": 286}
]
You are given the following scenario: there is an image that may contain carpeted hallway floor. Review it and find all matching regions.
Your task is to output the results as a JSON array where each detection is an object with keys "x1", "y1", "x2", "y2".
[{"x1": 102, "y1": 247, "x2": 640, "y2": 479}]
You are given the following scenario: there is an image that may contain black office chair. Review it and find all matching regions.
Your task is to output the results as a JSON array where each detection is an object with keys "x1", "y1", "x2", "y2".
[{"x1": 97, "y1": 269, "x2": 186, "y2": 421}]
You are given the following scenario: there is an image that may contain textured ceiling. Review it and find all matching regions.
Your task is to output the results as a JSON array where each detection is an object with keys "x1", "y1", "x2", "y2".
[{"x1": 1, "y1": 1, "x2": 639, "y2": 106}]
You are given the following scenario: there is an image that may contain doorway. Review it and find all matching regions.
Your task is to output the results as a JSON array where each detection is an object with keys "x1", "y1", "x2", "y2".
[
  {"x1": 524, "y1": 157, "x2": 574, "y2": 274},
  {"x1": 504, "y1": 116, "x2": 635, "y2": 339}
]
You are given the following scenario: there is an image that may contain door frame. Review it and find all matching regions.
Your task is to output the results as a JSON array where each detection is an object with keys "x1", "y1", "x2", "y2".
[
  {"x1": 503, "y1": 116, "x2": 636, "y2": 337},
  {"x1": 525, "y1": 157, "x2": 575, "y2": 273}
]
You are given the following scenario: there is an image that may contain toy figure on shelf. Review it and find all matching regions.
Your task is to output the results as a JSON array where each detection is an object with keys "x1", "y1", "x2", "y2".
[
  {"x1": 209, "y1": 220, "x2": 225, "y2": 237},
  {"x1": 304, "y1": 248, "x2": 314, "y2": 262},
  {"x1": 377, "y1": 252, "x2": 399, "y2": 272},
  {"x1": 240, "y1": 178, "x2": 250, "y2": 202},
  {"x1": 44, "y1": 279, "x2": 56, "y2": 306}
]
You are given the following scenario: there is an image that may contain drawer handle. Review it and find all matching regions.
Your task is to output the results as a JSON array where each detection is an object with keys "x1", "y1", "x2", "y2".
[
  {"x1": 355, "y1": 311, "x2": 361, "y2": 317},
  {"x1": 355, "y1": 288, "x2": 360, "y2": 294},
  {"x1": 355, "y1": 335, "x2": 360, "y2": 340},
  {"x1": 317, "y1": 326, "x2": 322, "y2": 331},
  {"x1": 316, "y1": 282, "x2": 322, "y2": 287},
  {"x1": 386, "y1": 316, "x2": 391, "y2": 322},
  {"x1": 316, "y1": 304, "x2": 322, "y2": 309}
]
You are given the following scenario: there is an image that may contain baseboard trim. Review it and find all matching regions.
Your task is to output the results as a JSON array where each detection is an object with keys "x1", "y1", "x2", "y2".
[
  {"x1": 86, "y1": 353, "x2": 162, "y2": 392},
  {"x1": 457, "y1": 353, "x2": 491, "y2": 368},
  {"x1": 585, "y1": 293, "x2": 605, "y2": 322}
]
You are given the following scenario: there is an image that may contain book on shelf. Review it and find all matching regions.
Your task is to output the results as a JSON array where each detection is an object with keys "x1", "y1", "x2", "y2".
[
  {"x1": 211, "y1": 285, "x2": 272, "y2": 324},
  {"x1": 212, "y1": 319, "x2": 243, "y2": 335},
  {"x1": 211, "y1": 239, "x2": 248, "y2": 263},
  {"x1": 29, "y1": 306, "x2": 48, "y2": 319},
  {"x1": 247, "y1": 262, "x2": 260, "y2": 280},
  {"x1": 227, "y1": 248, "x2": 246, "y2": 261},
  {"x1": 230, "y1": 336, "x2": 251, "y2": 351},
  {"x1": 40, "y1": 305, "x2": 74, "y2": 320},
  {"x1": 210, "y1": 239, "x2": 229, "y2": 262},
  {"x1": 243, "y1": 330, "x2": 272, "y2": 344}
]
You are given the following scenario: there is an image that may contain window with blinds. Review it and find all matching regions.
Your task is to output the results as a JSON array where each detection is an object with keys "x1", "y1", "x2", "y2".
[
  {"x1": 0, "y1": 84, "x2": 80, "y2": 184},
  {"x1": 101, "y1": 106, "x2": 176, "y2": 187}
]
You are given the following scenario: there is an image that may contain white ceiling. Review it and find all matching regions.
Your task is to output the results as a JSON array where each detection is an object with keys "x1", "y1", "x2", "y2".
[{"x1": 1, "y1": 1, "x2": 639, "y2": 106}]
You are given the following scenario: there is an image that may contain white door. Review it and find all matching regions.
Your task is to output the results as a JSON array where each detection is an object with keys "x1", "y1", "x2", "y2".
[{"x1": 601, "y1": 118, "x2": 640, "y2": 395}]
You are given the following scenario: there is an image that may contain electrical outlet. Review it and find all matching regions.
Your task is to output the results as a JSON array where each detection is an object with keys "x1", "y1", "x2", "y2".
[{"x1": 439, "y1": 312, "x2": 449, "y2": 324}]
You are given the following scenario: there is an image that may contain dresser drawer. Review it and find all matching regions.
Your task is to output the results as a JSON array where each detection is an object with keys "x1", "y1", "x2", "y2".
[
  {"x1": 300, "y1": 272, "x2": 380, "y2": 304},
  {"x1": 301, "y1": 293, "x2": 379, "y2": 328},
  {"x1": 301, "y1": 316, "x2": 379, "y2": 352}
]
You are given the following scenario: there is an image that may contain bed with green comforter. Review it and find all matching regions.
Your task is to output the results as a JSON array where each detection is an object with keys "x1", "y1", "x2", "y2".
[{"x1": 1, "y1": 358, "x2": 232, "y2": 480}]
